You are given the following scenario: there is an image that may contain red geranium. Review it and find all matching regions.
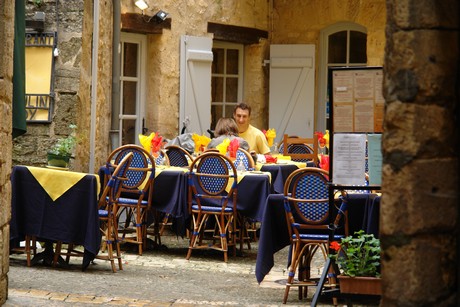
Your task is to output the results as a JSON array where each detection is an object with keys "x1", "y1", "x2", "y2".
[{"x1": 329, "y1": 241, "x2": 341, "y2": 252}]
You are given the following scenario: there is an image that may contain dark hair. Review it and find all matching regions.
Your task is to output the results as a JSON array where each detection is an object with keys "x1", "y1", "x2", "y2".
[
  {"x1": 214, "y1": 118, "x2": 239, "y2": 137},
  {"x1": 233, "y1": 102, "x2": 251, "y2": 116}
]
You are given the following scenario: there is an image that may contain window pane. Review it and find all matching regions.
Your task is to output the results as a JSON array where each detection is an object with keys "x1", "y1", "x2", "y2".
[
  {"x1": 212, "y1": 77, "x2": 223, "y2": 102},
  {"x1": 226, "y1": 49, "x2": 239, "y2": 74},
  {"x1": 212, "y1": 48, "x2": 224, "y2": 74},
  {"x1": 225, "y1": 77, "x2": 238, "y2": 102},
  {"x1": 123, "y1": 43, "x2": 138, "y2": 77},
  {"x1": 349, "y1": 31, "x2": 367, "y2": 63},
  {"x1": 122, "y1": 119, "x2": 136, "y2": 145},
  {"x1": 225, "y1": 105, "x2": 235, "y2": 118},
  {"x1": 211, "y1": 105, "x2": 223, "y2": 130},
  {"x1": 122, "y1": 81, "x2": 137, "y2": 114},
  {"x1": 328, "y1": 31, "x2": 347, "y2": 63}
]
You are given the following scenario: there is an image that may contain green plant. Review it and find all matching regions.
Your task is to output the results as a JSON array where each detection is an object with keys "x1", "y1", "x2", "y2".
[
  {"x1": 329, "y1": 230, "x2": 381, "y2": 277},
  {"x1": 33, "y1": 0, "x2": 43, "y2": 8},
  {"x1": 49, "y1": 124, "x2": 77, "y2": 157}
]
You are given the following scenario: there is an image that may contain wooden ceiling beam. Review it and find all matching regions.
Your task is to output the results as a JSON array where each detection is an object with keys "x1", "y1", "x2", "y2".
[
  {"x1": 121, "y1": 13, "x2": 171, "y2": 35},
  {"x1": 207, "y1": 22, "x2": 268, "y2": 45}
]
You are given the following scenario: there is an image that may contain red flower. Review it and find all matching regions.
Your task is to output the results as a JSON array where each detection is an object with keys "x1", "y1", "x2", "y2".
[{"x1": 330, "y1": 241, "x2": 341, "y2": 251}]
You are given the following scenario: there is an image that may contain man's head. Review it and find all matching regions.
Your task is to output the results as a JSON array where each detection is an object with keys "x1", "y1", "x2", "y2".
[{"x1": 233, "y1": 103, "x2": 251, "y2": 133}]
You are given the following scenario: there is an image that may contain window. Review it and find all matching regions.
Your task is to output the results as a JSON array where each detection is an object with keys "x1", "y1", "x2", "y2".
[
  {"x1": 317, "y1": 23, "x2": 367, "y2": 131},
  {"x1": 211, "y1": 41, "x2": 243, "y2": 129}
]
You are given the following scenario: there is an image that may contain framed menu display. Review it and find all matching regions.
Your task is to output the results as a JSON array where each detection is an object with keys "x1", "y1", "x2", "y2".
[
  {"x1": 327, "y1": 67, "x2": 383, "y2": 189},
  {"x1": 329, "y1": 67, "x2": 384, "y2": 133}
]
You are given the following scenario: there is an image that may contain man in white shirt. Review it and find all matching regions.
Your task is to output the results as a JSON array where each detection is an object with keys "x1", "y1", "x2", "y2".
[{"x1": 233, "y1": 103, "x2": 270, "y2": 154}]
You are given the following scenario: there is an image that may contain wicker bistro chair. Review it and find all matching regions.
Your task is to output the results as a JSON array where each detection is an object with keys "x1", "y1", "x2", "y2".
[
  {"x1": 165, "y1": 145, "x2": 193, "y2": 167},
  {"x1": 53, "y1": 153, "x2": 134, "y2": 272},
  {"x1": 95, "y1": 152, "x2": 133, "y2": 272},
  {"x1": 282, "y1": 167, "x2": 346, "y2": 304},
  {"x1": 106, "y1": 145, "x2": 156, "y2": 255},
  {"x1": 186, "y1": 152, "x2": 238, "y2": 262},
  {"x1": 234, "y1": 148, "x2": 255, "y2": 171},
  {"x1": 282, "y1": 134, "x2": 319, "y2": 165}
]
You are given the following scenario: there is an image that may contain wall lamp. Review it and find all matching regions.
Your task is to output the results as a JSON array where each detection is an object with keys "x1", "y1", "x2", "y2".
[{"x1": 134, "y1": 0, "x2": 169, "y2": 23}]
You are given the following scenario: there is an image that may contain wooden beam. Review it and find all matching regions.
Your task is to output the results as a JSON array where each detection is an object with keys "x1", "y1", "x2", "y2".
[
  {"x1": 207, "y1": 22, "x2": 268, "y2": 45},
  {"x1": 121, "y1": 13, "x2": 171, "y2": 35}
]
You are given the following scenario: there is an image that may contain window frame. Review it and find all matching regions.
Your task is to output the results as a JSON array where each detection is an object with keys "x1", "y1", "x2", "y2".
[
  {"x1": 211, "y1": 41, "x2": 244, "y2": 128},
  {"x1": 317, "y1": 22, "x2": 367, "y2": 132}
]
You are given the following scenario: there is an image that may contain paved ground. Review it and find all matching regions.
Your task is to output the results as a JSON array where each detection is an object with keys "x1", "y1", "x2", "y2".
[{"x1": 6, "y1": 231, "x2": 379, "y2": 306}]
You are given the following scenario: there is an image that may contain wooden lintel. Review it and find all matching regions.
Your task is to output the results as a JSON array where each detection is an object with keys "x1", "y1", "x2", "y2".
[
  {"x1": 121, "y1": 13, "x2": 171, "y2": 35},
  {"x1": 207, "y1": 22, "x2": 268, "y2": 45}
]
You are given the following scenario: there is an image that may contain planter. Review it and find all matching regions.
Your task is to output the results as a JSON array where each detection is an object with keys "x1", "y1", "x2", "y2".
[
  {"x1": 338, "y1": 275, "x2": 382, "y2": 296},
  {"x1": 47, "y1": 152, "x2": 71, "y2": 168}
]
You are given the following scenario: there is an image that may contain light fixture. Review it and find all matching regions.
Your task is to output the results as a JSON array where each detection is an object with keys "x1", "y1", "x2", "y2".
[
  {"x1": 153, "y1": 10, "x2": 169, "y2": 23},
  {"x1": 134, "y1": 0, "x2": 169, "y2": 24},
  {"x1": 135, "y1": 0, "x2": 148, "y2": 11}
]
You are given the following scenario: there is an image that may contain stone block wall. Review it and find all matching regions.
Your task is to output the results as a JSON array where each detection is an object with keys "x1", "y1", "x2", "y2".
[
  {"x1": 0, "y1": 0, "x2": 14, "y2": 303},
  {"x1": 13, "y1": 0, "x2": 84, "y2": 171},
  {"x1": 382, "y1": 0, "x2": 459, "y2": 305}
]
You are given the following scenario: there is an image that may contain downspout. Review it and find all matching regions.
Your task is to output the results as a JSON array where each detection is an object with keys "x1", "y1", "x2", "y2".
[
  {"x1": 110, "y1": 0, "x2": 121, "y2": 151},
  {"x1": 89, "y1": 0, "x2": 99, "y2": 172}
]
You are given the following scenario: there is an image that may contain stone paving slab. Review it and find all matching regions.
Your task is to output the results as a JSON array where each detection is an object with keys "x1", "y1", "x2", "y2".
[{"x1": 6, "y1": 233, "x2": 378, "y2": 306}]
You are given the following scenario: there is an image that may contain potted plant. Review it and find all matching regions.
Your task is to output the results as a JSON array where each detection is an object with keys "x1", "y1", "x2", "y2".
[
  {"x1": 329, "y1": 230, "x2": 381, "y2": 295},
  {"x1": 47, "y1": 124, "x2": 77, "y2": 168}
]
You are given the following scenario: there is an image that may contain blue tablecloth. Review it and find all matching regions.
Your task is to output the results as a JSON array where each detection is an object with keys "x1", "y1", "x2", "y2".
[
  {"x1": 10, "y1": 166, "x2": 101, "y2": 268},
  {"x1": 99, "y1": 167, "x2": 270, "y2": 236},
  {"x1": 260, "y1": 162, "x2": 315, "y2": 193},
  {"x1": 255, "y1": 193, "x2": 380, "y2": 283}
]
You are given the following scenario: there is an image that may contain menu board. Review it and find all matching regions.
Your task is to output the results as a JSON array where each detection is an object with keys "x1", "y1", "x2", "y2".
[{"x1": 331, "y1": 68, "x2": 384, "y2": 133}]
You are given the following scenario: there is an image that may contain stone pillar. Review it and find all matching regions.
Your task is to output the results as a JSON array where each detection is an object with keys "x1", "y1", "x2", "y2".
[
  {"x1": 0, "y1": 0, "x2": 14, "y2": 304},
  {"x1": 382, "y1": 0, "x2": 458, "y2": 305}
]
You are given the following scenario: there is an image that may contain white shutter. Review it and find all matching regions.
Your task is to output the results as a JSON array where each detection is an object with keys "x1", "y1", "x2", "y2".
[
  {"x1": 179, "y1": 35, "x2": 213, "y2": 135},
  {"x1": 269, "y1": 44, "x2": 315, "y2": 143}
]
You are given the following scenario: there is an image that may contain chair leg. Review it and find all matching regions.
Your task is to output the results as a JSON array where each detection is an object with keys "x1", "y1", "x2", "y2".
[{"x1": 283, "y1": 242, "x2": 302, "y2": 304}]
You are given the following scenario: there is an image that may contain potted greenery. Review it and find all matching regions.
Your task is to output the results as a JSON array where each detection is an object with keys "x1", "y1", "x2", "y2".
[
  {"x1": 329, "y1": 230, "x2": 381, "y2": 295},
  {"x1": 47, "y1": 124, "x2": 77, "y2": 168}
]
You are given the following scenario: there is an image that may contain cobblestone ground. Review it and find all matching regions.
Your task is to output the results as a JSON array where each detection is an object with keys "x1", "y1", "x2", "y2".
[{"x1": 6, "y1": 230, "x2": 379, "y2": 306}]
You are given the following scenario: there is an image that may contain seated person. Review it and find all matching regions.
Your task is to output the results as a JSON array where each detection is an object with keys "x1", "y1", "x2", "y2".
[
  {"x1": 207, "y1": 118, "x2": 250, "y2": 151},
  {"x1": 233, "y1": 102, "x2": 270, "y2": 154}
]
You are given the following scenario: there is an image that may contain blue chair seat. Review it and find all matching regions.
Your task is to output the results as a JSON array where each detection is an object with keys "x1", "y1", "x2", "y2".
[
  {"x1": 191, "y1": 204, "x2": 233, "y2": 213},
  {"x1": 294, "y1": 233, "x2": 344, "y2": 240},
  {"x1": 118, "y1": 197, "x2": 148, "y2": 207}
]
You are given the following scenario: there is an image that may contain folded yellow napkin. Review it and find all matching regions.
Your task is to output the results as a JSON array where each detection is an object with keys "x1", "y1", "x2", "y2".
[{"x1": 27, "y1": 166, "x2": 91, "y2": 201}]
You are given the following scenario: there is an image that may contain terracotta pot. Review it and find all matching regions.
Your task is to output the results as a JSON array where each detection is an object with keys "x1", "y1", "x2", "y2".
[{"x1": 337, "y1": 275, "x2": 382, "y2": 295}]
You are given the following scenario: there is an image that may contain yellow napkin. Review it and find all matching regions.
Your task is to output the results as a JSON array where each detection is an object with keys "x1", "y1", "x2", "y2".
[
  {"x1": 216, "y1": 138, "x2": 230, "y2": 155},
  {"x1": 139, "y1": 132, "x2": 155, "y2": 152},
  {"x1": 192, "y1": 134, "x2": 211, "y2": 153},
  {"x1": 27, "y1": 166, "x2": 89, "y2": 201},
  {"x1": 265, "y1": 128, "x2": 276, "y2": 147}
]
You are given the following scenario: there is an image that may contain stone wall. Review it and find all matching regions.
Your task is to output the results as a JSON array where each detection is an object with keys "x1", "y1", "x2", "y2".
[
  {"x1": 13, "y1": 0, "x2": 84, "y2": 171},
  {"x1": 0, "y1": 0, "x2": 14, "y2": 304},
  {"x1": 382, "y1": 0, "x2": 459, "y2": 305}
]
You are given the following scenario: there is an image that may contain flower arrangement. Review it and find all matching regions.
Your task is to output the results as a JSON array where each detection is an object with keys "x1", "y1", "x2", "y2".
[
  {"x1": 49, "y1": 124, "x2": 77, "y2": 157},
  {"x1": 139, "y1": 132, "x2": 163, "y2": 157},
  {"x1": 329, "y1": 230, "x2": 381, "y2": 277}
]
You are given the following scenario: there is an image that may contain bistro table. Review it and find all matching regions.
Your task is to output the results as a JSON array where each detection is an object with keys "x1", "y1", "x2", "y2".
[
  {"x1": 10, "y1": 165, "x2": 101, "y2": 269},
  {"x1": 99, "y1": 166, "x2": 271, "y2": 237},
  {"x1": 255, "y1": 193, "x2": 380, "y2": 284}
]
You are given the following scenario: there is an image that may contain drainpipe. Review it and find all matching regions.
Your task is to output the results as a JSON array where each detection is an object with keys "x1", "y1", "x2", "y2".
[
  {"x1": 110, "y1": 0, "x2": 121, "y2": 151},
  {"x1": 89, "y1": 0, "x2": 99, "y2": 172}
]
